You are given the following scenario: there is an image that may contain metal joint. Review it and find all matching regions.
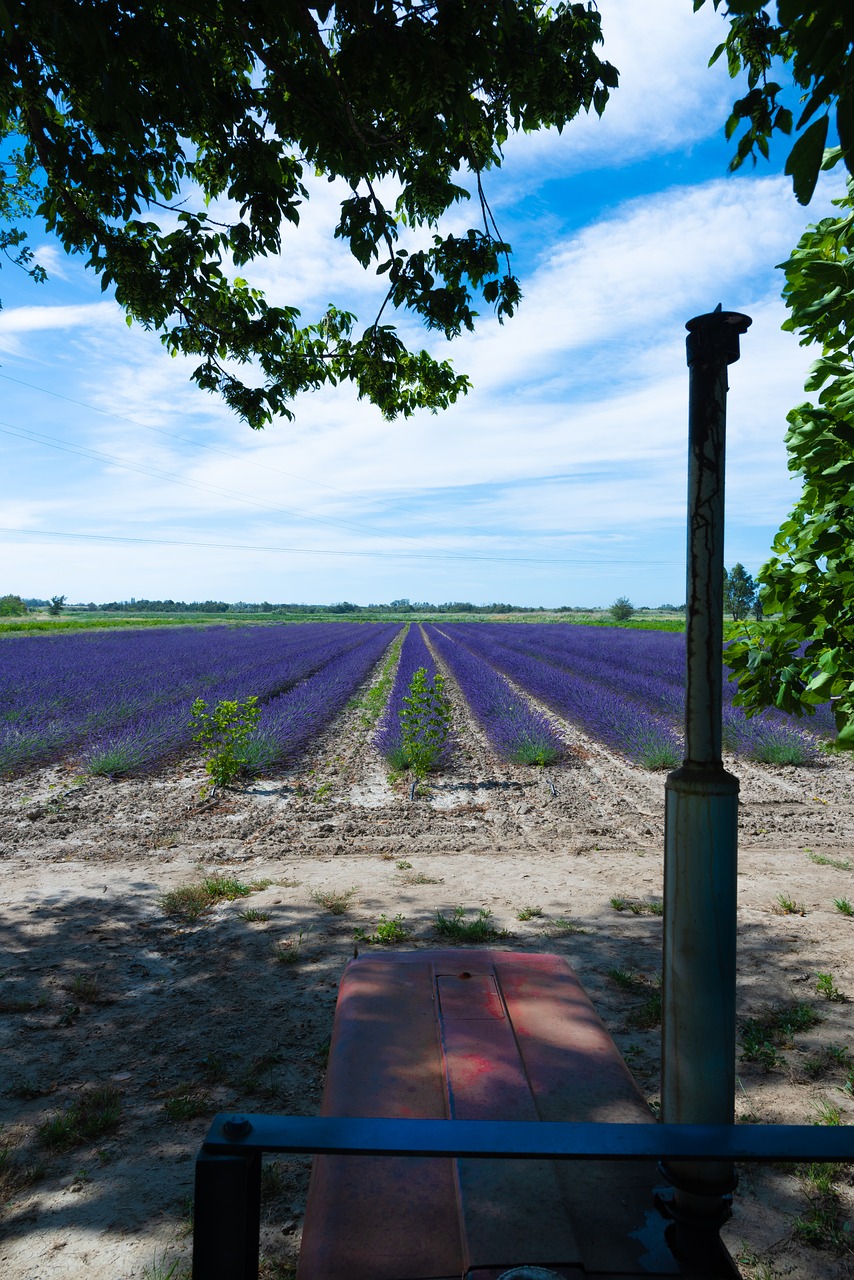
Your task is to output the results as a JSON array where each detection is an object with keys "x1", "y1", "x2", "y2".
[{"x1": 685, "y1": 307, "x2": 752, "y2": 368}]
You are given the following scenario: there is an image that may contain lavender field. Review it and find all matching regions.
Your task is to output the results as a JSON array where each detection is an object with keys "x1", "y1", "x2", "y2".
[
  {"x1": 430, "y1": 623, "x2": 833, "y2": 768},
  {"x1": 0, "y1": 623, "x2": 400, "y2": 776},
  {"x1": 1, "y1": 619, "x2": 833, "y2": 781}
]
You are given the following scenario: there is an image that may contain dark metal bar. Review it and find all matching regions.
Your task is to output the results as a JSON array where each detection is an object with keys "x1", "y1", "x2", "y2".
[
  {"x1": 199, "y1": 1114, "x2": 854, "y2": 1163},
  {"x1": 662, "y1": 308, "x2": 752, "y2": 1236},
  {"x1": 192, "y1": 1147, "x2": 261, "y2": 1280}
]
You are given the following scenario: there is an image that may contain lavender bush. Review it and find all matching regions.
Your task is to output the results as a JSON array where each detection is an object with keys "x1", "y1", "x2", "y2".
[{"x1": 426, "y1": 627, "x2": 563, "y2": 765}]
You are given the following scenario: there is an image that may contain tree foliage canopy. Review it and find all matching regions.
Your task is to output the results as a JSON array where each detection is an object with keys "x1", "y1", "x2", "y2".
[
  {"x1": 726, "y1": 180, "x2": 854, "y2": 745},
  {"x1": 1, "y1": 0, "x2": 616, "y2": 425},
  {"x1": 698, "y1": 0, "x2": 854, "y2": 745},
  {"x1": 695, "y1": 0, "x2": 853, "y2": 204}
]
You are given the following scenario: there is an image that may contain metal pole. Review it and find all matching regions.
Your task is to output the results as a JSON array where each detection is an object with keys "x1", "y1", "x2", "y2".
[{"x1": 661, "y1": 308, "x2": 751, "y2": 1255}]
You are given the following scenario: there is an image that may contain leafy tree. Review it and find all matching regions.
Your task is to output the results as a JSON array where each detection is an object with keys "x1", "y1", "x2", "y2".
[
  {"x1": 0, "y1": 593, "x2": 27, "y2": 616},
  {"x1": 723, "y1": 563, "x2": 756, "y2": 622},
  {"x1": 48, "y1": 594, "x2": 67, "y2": 615},
  {"x1": 610, "y1": 596, "x2": 634, "y2": 622},
  {"x1": 700, "y1": 1, "x2": 854, "y2": 745},
  {"x1": 697, "y1": 0, "x2": 852, "y2": 205},
  {"x1": 2, "y1": 1, "x2": 617, "y2": 426},
  {"x1": 726, "y1": 181, "x2": 854, "y2": 745}
]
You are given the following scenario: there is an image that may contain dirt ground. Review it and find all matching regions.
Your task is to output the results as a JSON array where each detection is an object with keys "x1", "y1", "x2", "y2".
[{"x1": 1, "y1": 674, "x2": 853, "y2": 1280}]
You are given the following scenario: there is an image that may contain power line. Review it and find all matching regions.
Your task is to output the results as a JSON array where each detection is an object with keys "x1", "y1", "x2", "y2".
[
  {"x1": 0, "y1": 526, "x2": 681, "y2": 568},
  {"x1": 0, "y1": 368, "x2": 498, "y2": 541},
  {"x1": 0, "y1": 418, "x2": 457, "y2": 549}
]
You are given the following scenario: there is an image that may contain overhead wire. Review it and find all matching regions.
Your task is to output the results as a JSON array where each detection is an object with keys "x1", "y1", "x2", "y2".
[
  {"x1": 0, "y1": 526, "x2": 679, "y2": 568},
  {"x1": 0, "y1": 369, "x2": 510, "y2": 541}
]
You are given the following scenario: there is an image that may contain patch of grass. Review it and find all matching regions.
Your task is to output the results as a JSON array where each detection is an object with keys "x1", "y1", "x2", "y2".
[
  {"x1": 605, "y1": 968, "x2": 660, "y2": 1025},
  {"x1": 545, "y1": 916, "x2": 586, "y2": 937},
  {"x1": 607, "y1": 967, "x2": 647, "y2": 995},
  {"x1": 610, "y1": 896, "x2": 663, "y2": 916},
  {"x1": 0, "y1": 992, "x2": 46, "y2": 1014},
  {"x1": 395, "y1": 860, "x2": 412, "y2": 870},
  {"x1": 162, "y1": 1088, "x2": 212, "y2": 1123},
  {"x1": 260, "y1": 1159, "x2": 288, "y2": 1203},
  {"x1": 801, "y1": 1045, "x2": 849, "y2": 1080},
  {"x1": 141, "y1": 1251, "x2": 191, "y2": 1280},
  {"x1": 397, "y1": 871, "x2": 443, "y2": 885},
  {"x1": 792, "y1": 1163, "x2": 853, "y2": 1253},
  {"x1": 816, "y1": 972, "x2": 846, "y2": 1002},
  {"x1": 813, "y1": 1098, "x2": 842, "y2": 1126},
  {"x1": 239, "y1": 908, "x2": 271, "y2": 922},
  {"x1": 240, "y1": 1051, "x2": 283, "y2": 1095},
  {"x1": 312, "y1": 782, "x2": 332, "y2": 802},
  {"x1": 38, "y1": 1084, "x2": 121, "y2": 1150},
  {"x1": 353, "y1": 625, "x2": 407, "y2": 727},
  {"x1": 434, "y1": 906, "x2": 508, "y2": 944},
  {"x1": 273, "y1": 928, "x2": 311, "y2": 966},
  {"x1": 354, "y1": 913, "x2": 408, "y2": 945},
  {"x1": 834, "y1": 897, "x2": 854, "y2": 917},
  {"x1": 161, "y1": 876, "x2": 270, "y2": 922},
  {"x1": 310, "y1": 886, "x2": 357, "y2": 916},
  {"x1": 516, "y1": 905, "x2": 544, "y2": 921},
  {"x1": 809, "y1": 852, "x2": 852, "y2": 871},
  {"x1": 67, "y1": 975, "x2": 102, "y2": 1004},
  {"x1": 198, "y1": 1053, "x2": 229, "y2": 1085},
  {"x1": 740, "y1": 1002, "x2": 822, "y2": 1071},
  {"x1": 774, "y1": 893, "x2": 806, "y2": 916}
]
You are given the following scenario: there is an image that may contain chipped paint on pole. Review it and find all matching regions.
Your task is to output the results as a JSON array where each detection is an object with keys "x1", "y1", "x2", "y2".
[{"x1": 661, "y1": 308, "x2": 751, "y2": 1249}]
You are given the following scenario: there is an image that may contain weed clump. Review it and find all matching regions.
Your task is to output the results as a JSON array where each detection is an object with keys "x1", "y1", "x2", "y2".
[
  {"x1": 310, "y1": 887, "x2": 357, "y2": 916},
  {"x1": 39, "y1": 1084, "x2": 121, "y2": 1150},
  {"x1": 354, "y1": 914, "x2": 408, "y2": 946},
  {"x1": 435, "y1": 906, "x2": 507, "y2": 944},
  {"x1": 739, "y1": 1002, "x2": 822, "y2": 1071},
  {"x1": 161, "y1": 876, "x2": 270, "y2": 922}
]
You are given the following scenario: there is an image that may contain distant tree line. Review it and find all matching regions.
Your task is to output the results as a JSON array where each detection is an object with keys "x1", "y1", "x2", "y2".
[{"x1": 82, "y1": 598, "x2": 688, "y2": 615}]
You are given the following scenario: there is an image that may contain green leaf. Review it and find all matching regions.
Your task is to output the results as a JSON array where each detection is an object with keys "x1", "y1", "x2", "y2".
[{"x1": 785, "y1": 116, "x2": 830, "y2": 205}]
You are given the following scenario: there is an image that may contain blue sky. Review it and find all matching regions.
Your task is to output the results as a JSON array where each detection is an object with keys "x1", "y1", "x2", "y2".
[{"x1": 0, "y1": 0, "x2": 843, "y2": 608}]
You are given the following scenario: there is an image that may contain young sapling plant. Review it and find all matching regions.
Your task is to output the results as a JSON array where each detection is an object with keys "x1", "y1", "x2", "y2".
[
  {"x1": 400, "y1": 666, "x2": 452, "y2": 799},
  {"x1": 189, "y1": 695, "x2": 260, "y2": 796}
]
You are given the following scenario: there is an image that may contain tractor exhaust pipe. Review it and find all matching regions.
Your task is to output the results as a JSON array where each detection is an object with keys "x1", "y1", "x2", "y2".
[{"x1": 660, "y1": 307, "x2": 752, "y2": 1259}]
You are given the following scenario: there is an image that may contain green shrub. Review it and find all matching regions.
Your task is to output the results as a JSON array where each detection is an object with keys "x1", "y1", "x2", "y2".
[{"x1": 190, "y1": 695, "x2": 260, "y2": 792}]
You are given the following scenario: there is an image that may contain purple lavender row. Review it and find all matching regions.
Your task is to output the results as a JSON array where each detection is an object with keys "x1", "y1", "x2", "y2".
[
  {"x1": 520, "y1": 621, "x2": 836, "y2": 748},
  {"x1": 246, "y1": 624, "x2": 400, "y2": 770},
  {"x1": 79, "y1": 623, "x2": 400, "y2": 776},
  {"x1": 440, "y1": 624, "x2": 680, "y2": 769},
  {"x1": 425, "y1": 626, "x2": 564, "y2": 765},
  {"x1": 373, "y1": 624, "x2": 450, "y2": 768},
  {"x1": 480, "y1": 623, "x2": 685, "y2": 715},
  {"x1": 0, "y1": 623, "x2": 396, "y2": 775},
  {"x1": 459, "y1": 623, "x2": 832, "y2": 764}
]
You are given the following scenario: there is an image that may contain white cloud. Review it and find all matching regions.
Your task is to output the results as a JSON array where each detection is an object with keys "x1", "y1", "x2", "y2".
[{"x1": 501, "y1": 0, "x2": 737, "y2": 175}]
